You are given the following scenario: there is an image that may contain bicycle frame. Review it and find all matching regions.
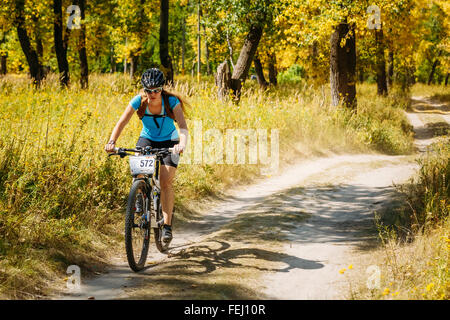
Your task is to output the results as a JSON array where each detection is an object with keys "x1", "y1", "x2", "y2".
[
  {"x1": 108, "y1": 146, "x2": 175, "y2": 270},
  {"x1": 110, "y1": 146, "x2": 173, "y2": 228}
]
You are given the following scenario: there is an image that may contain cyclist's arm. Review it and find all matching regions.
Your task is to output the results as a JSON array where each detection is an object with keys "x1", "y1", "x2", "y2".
[
  {"x1": 108, "y1": 104, "x2": 135, "y2": 144},
  {"x1": 173, "y1": 104, "x2": 188, "y2": 149}
]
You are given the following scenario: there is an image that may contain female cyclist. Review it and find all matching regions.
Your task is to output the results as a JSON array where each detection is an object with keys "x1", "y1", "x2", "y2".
[{"x1": 105, "y1": 68, "x2": 189, "y2": 243}]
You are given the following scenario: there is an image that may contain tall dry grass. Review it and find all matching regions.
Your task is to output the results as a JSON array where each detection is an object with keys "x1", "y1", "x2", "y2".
[
  {"x1": 347, "y1": 137, "x2": 449, "y2": 300},
  {"x1": 0, "y1": 73, "x2": 414, "y2": 298}
]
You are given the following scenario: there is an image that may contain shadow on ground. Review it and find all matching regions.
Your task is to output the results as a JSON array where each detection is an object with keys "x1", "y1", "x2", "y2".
[
  {"x1": 412, "y1": 121, "x2": 450, "y2": 140},
  {"x1": 121, "y1": 239, "x2": 323, "y2": 299},
  {"x1": 411, "y1": 97, "x2": 450, "y2": 113},
  {"x1": 121, "y1": 178, "x2": 410, "y2": 299},
  {"x1": 180, "y1": 182, "x2": 408, "y2": 251}
]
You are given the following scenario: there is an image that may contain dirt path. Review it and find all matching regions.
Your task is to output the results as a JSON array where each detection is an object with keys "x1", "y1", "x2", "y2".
[{"x1": 55, "y1": 97, "x2": 449, "y2": 300}]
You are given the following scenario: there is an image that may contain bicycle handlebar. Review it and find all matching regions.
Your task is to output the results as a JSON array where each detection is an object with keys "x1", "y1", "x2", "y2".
[{"x1": 108, "y1": 146, "x2": 174, "y2": 158}]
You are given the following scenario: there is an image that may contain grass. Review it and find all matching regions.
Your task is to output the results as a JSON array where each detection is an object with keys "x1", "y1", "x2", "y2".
[
  {"x1": 411, "y1": 83, "x2": 450, "y2": 101},
  {"x1": 343, "y1": 82, "x2": 450, "y2": 300},
  {"x1": 347, "y1": 138, "x2": 449, "y2": 300},
  {"x1": 0, "y1": 73, "x2": 415, "y2": 299}
]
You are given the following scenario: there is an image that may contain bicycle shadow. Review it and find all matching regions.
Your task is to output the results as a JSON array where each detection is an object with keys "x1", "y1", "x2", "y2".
[
  {"x1": 164, "y1": 240, "x2": 322, "y2": 274},
  {"x1": 128, "y1": 239, "x2": 323, "y2": 299}
]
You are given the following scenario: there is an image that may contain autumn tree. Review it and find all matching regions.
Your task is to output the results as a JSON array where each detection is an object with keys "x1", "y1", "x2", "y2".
[
  {"x1": 416, "y1": 2, "x2": 448, "y2": 84},
  {"x1": 211, "y1": 0, "x2": 276, "y2": 102}
]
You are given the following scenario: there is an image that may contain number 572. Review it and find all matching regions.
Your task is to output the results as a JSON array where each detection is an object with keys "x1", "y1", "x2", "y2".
[{"x1": 140, "y1": 160, "x2": 153, "y2": 167}]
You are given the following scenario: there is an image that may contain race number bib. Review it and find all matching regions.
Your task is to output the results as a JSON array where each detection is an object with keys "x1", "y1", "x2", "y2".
[{"x1": 129, "y1": 156, "x2": 156, "y2": 175}]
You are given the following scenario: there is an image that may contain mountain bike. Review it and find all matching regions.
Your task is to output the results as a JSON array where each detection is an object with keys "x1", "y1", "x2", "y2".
[{"x1": 109, "y1": 146, "x2": 174, "y2": 272}]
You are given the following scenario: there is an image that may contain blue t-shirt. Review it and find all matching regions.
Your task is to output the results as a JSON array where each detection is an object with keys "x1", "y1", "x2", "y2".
[{"x1": 130, "y1": 94, "x2": 180, "y2": 141}]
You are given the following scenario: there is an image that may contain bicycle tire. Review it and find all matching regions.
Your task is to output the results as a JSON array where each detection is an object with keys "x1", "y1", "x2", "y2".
[{"x1": 125, "y1": 179, "x2": 150, "y2": 272}]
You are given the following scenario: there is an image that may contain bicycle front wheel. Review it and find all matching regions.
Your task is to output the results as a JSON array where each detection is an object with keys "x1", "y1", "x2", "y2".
[{"x1": 125, "y1": 179, "x2": 150, "y2": 272}]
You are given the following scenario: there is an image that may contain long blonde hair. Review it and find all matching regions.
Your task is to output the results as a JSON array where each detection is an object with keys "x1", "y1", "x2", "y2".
[{"x1": 138, "y1": 87, "x2": 190, "y2": 118}]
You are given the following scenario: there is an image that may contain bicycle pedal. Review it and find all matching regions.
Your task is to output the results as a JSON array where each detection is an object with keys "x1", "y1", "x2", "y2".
[{"x1": 156, "y1": 218, "x2": 165, "y2": 228}]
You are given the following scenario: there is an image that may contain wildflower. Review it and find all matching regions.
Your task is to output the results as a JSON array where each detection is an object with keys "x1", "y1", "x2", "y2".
[
  {"x1": 382, "y1": 288, "x2": 390, "y2": 296},
  {"x1": 391, "y1": 291, "x2": 399, "y2": 297},
  {"x1": 348, "y1": 264, "x2": 353, "y2": 270},
  {"x1": 339, "y1": 268, "x2": 346, "y2": 274},
  {"x1": 426, "y1": 283, "x2": 434, "y2": 292}
]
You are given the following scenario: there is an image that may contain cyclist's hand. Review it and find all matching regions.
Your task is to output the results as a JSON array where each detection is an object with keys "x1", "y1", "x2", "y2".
[
  {"x1": 173, "y1": 143, "x2": 185, "y2": 154},
  {"x1": 105, "y1": 140, "x2": 116, "y2": 153}
]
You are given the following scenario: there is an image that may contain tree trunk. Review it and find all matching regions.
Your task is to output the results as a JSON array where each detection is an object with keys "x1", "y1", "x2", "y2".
[
  {"x1": 130, "y1": 54, "x2": 138, "y2": 79},
  {"x1": 160, "y1": 0, "x2": 173, "y2": 83},
  {"x1": 268, "y1": 52, "x2": 277, "y2": 85},
  {"x1": 181, "y1": 19, "x2": 185, "y2": 74},
  {"x1": 309, "y1": 41, "x2": 318, "y2": 83},
  {"x1": 0, "y1": 55, "x2": 6, "y2": 75},
  {"x1": 196, "y1": 2, "x2": 201, "y2": 79},
  {"x1": 330, "y1": 22, "x2": 357, "y2": 108},
  {"x1": 445, "y1": 73, "x2": 449, "y2": 86},
  {"x1": 375, "y1": 28, "x2": 387, "y2": 95},
  {"x1": 387, "y1": 49, "x2": 394, "y2": 91},
  {"x1": 53, "y1": 0, "x2": 70, "y2": 87},
  {"x1": 15, "y1": 0, "x2": 42, "y2": 86},
  {"x1": 253, "y1": 53, "x2": 268, "y2": 89},
  {"x1": 77, "y1": 0, "x2": 89, "y2": 89},
  {"x1": 215, "y1": 60, "x2": 232, "y2": 101},
  {"x1": 427, "y1": 59, "x2": 439, "y2": 85},
  {"x1": 32, "y1": 15, "x2": 46, "y2": 79},
  {"x1": 171, "y1": 39, "x2": 177, "y2": 75},
  {"x1": 110, "y1": 48, "x2": 116, "y2": 73},
  {"x1": 34, "y1": 23, "x2": 43, "y2": 60},
  {"x1": 358, "y1": 70, "x2": 364, "y2": 83},
  {"x1": 203, "y1": 25, "x2": 210, "y2": 75},
  {"x1": 228, "y1": 24, "x2": 263, "y2": 101},
  {"x1": 191, "y1": 60, "x2": 196, "y2": 77},
  {"x1": 0, "y1": 31, "x2": 6, "y2": 75},
  {"x1": 124, "y1": 38, "x2": 128, "y2": 74},
  {"x1": 226, "y1": 29, "x2": 235, "y2": 70}
]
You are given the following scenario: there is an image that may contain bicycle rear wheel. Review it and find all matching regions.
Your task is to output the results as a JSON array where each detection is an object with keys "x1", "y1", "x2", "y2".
[{"x1": 125, "y1": 179, "x2": 150, "y2": 272}]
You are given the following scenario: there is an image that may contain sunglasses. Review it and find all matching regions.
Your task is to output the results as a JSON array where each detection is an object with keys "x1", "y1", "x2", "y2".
[{"x1": 144, "y1": 87, "x2": 163, "y2": 94}]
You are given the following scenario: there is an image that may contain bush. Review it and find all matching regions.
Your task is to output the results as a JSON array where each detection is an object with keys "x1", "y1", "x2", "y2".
[
  {"x1": 402, "y1": 139, "x2": 450, "y2": 232},
  {"x1": 277, "y1": 64, "x2": 306, "y2": 84}
]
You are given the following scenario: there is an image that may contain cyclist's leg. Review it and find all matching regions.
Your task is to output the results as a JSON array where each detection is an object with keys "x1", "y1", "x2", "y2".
[
  {"x1": 154, "y1": 138, "x2": 179, "y2": 226},
  {"x1": 159, "y1": 164, "x2": 177, "y2": 225}
]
